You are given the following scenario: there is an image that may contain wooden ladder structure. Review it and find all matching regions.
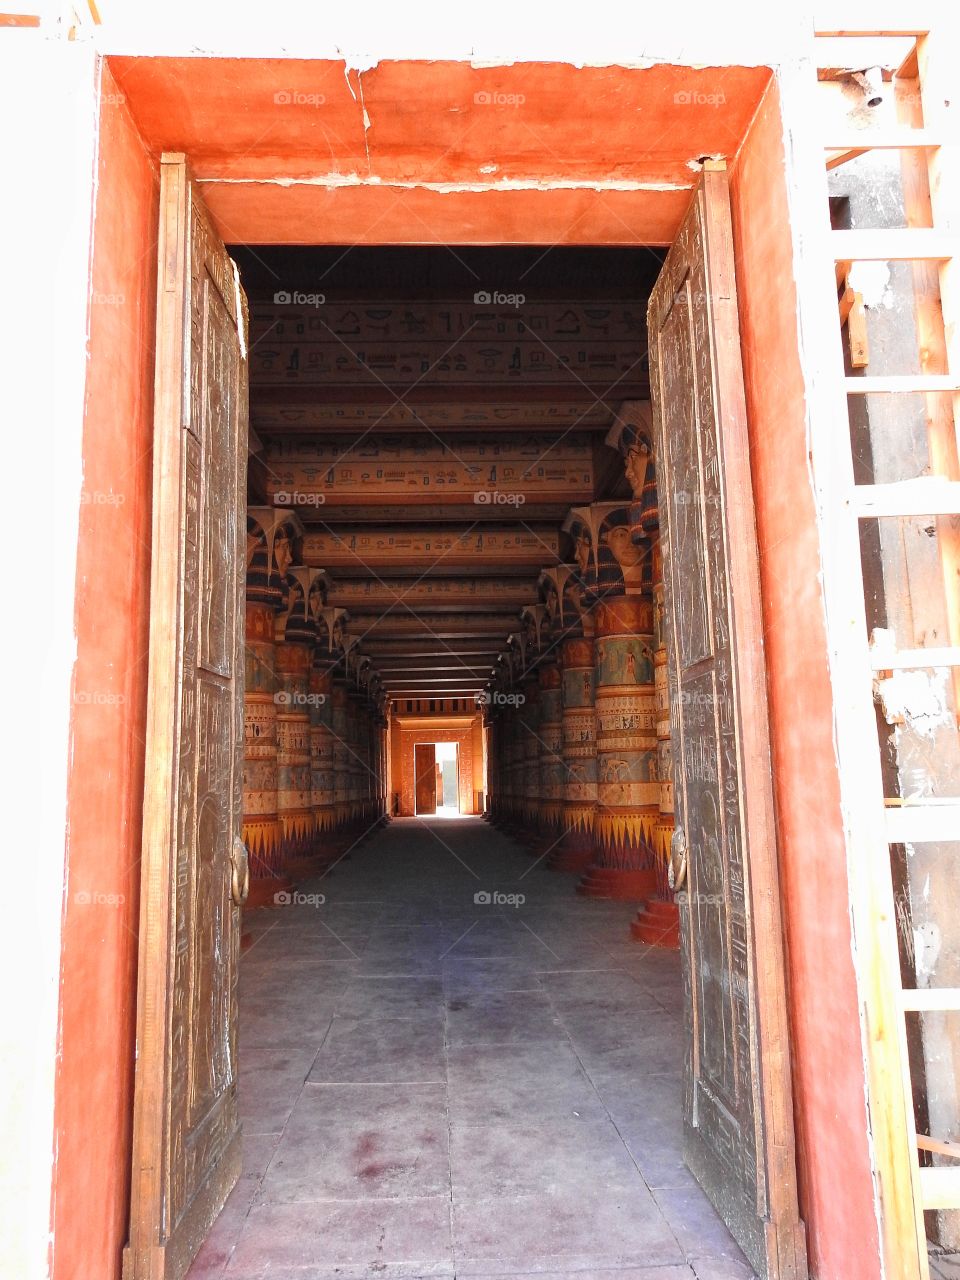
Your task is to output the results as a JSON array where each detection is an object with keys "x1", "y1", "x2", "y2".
[{"x1": 813, "y1": 18, "x2": 960, "y2": 1280}]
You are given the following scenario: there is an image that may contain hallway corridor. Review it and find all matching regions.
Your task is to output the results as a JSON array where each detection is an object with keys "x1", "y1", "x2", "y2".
[{"x1": 188, "y1": 818, "x2": 753, "y2": 1280}]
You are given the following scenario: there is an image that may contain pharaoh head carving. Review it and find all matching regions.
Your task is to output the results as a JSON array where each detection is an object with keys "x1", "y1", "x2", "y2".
[
  {"x1": 563, "y1": 509, "x2": 594, "y2": 593},
  {"x1": 539, "y1": 571, "x2": 561, "y2": 632},
  {"x1": 280, "y1": 566, "x2": 327, "y2": 644},
  {"x1": 246, "y1": 507, "x2": 304, "y2": 609},
  {"x1": 598, "y1": 506, "x2": 648, "y2": 593},
  {"x1": 273, "y1": 524, "x2": 295, "y2": 579},
  {"x1": 520, "y1": 605, "x2": 545, "y2": 665},
  {"x1": 607, "y1": 402, "x2": 659, "y2": 540}
]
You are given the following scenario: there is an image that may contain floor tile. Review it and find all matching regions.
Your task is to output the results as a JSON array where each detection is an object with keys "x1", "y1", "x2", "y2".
[
  {"x1": 445, "y1": 990, "x2": 567, "y2": 1046},
  {"x1": 260, "y1": 1083, "x2": 449, "y2": 1202},
  {"x1": 452, "y1": 1184, "x2": 685, "y2": 1272},
  {"x1": 225, "y1": 1197, "x2": 454, "y2": 1277},
  {"x1": 308, "y1": 1014, "x2": 446, "y2": 1084},
  {"x1": 449, "y1": 1117, "x2": 639, "y2": 1198}
]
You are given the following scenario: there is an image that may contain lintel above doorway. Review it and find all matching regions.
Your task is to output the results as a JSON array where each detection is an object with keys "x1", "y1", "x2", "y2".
[{"x1": 108, "y1": 57, "x2": 772, "y2": 245}]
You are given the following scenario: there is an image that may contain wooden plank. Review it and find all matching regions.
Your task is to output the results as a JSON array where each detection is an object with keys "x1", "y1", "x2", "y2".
[
  {"x1": 827, "y1": 148, "x2": 871, "y2": 171},
  {"x1": 845, "y1": 375, "x2": 960, "y2": 393},
  {"x1": 918, "y1": 1136, "x2": 960, "y2": 1159},
  {"x1": 902, "y1": 988, "x2": 960, "y2": 1011},
  {"x1": 919, "y1": 1166, "x2": 960, "y2": 1210},
  {"x1": 848, "y1": 292, "x2": 870, "y2": 366},
  {"x1": 831, "y1": 228, "x2": 956, "y2": 261},
  {"x1": 885, "y1": 803, "x2": 960, "y2": 842},
  {"x1": 852, "y1": 478, "x2": 960, "y2": 517}
]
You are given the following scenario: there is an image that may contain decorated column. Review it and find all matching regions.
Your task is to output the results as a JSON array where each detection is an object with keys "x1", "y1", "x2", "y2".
[
  {"x1": 242, "y1": 508, "x2": 301, "y2": 903},
  {"x1": 275, "y1": 564, "x2": 327, "y2": 874},
  {"x1": 517, "y1": 605, "x2": 548, "y2": 844},
  {"x1": 321, "y1": 608, "x2": 350, "y2": 846},
  {"x1": 565, "y1": 502, "x2": 659, "y2": 899},
  {"x1": 517, "y1": 672, "x2": 541, "y2": 842},
  {"x1": 343, "y1": 644, "x2": 364, "y2": 836},
  {"x1": 607, "y1": 405, "x2": 680, "y2": 945},
  {"x1": 309, "y1": 631, "x2": 338, "y2": 865},
  {"x1": 489, "y1": 642, "x2": 522, "y2": 830},
  {"x1": 536, "y1": 659, "x2": 563, "y2": 845},
  {"x1": 371, "y1": 687, "x2": 388, "y2": 824},
  {"x1": 544, "y1": 555, "x2": 599, "y2": 874},
  {"x1": 524, "y1": 591, "x2": 563, "y2": 850}
]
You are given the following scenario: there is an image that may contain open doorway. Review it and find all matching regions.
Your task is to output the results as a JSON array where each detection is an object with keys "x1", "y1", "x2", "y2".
[
  {"x1": 412, "y1": 741, "x2": 463, "y2": 816},
  {"x1": 434, "y1": 741, "x2": 461, "y2": 816},
  {"x1": 122, "y1": 159, "x2": 804, "y2": 1280}
]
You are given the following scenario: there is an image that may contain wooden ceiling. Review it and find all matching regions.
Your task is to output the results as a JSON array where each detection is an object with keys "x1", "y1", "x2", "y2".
[{"x1": 237, "y1": 244, "x2": 661, "y2": 699}]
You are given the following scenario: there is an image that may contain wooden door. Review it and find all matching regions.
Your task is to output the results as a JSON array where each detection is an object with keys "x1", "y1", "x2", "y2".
[
  {"x1": 648, "y1": 165, "x2": 807, "y2": 1279},
  {"x1": 415, "y1": 743, "x2": 437, "y2": 814},
  {"x1": 125, "y1": 155, "x2": 249, "y2": 1280}
]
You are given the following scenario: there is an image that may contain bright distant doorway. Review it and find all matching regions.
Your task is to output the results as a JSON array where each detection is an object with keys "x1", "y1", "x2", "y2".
[
  {"x1": 413, "y1": 741, "x2": 462, "y2": 816},
  {"x1": 434, "y1": 741, "x2": 461, "y2": 816}
]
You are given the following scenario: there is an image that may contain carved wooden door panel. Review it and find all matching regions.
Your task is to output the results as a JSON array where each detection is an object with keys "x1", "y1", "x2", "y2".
[
  {"x1": 647, "y1": 166, "x2": 807, "y2": 1279},
  {"x1": 415, "y1": 743, "x2": 437, "y2": 814},
  {"x1": 125, "y1": 155, "x2": 248, "y2": 1280}
]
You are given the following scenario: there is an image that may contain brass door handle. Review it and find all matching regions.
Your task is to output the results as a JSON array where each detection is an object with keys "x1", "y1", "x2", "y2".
[
  {"x1": 230, "y1": 835, "x2": 250, "y2": 906},
  {"x1": 669, "y1": 826, "x2": 688, "y2": 894}
]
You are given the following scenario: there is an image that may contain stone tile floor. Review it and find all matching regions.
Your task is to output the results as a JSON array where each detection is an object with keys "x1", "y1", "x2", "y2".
[{"x1": 187, "y1": 816, "x2": 756, "y2": 1280}]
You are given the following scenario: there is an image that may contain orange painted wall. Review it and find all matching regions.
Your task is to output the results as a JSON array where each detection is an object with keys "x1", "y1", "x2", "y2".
[
  {"x1": 729, "y1": 82, "x2": 880, "y2": 1279},
  {"x1": 53, "y1": 63, "x2": 158, "y2": 1280}
]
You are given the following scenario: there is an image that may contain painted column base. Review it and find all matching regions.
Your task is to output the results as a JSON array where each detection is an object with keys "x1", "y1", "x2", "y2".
[
  {"x1": 546, "y1": 843, "x2": 594, "y2": 873},
  {"x1": 527, "y1": 823, "x2": 564, "y2": 854},
  {"x1": 576, "y1": 865, "x2": 658, "y2": 900},
  {"x1": 547, "y1": 810, "x2": 596, "y2": 872},
  {"x1": 630, "y1": 898, "x2": 681, "y2": 948}
]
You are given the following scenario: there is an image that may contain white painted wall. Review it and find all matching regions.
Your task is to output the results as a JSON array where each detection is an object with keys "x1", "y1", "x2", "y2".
[
  {"x1": 0, "y1": 24, "x2": 100, "y2": 1280},
  {"x1": 90, "y1": 0, "x2": 811, "y2": 67}
]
